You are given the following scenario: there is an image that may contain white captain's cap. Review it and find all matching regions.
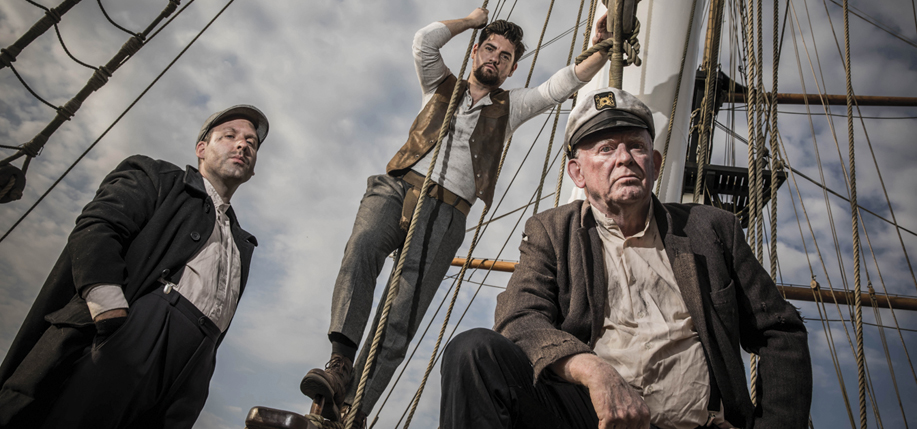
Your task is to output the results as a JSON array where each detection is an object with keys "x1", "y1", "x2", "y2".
[{"x1": 565, "y1": 88, "x2": 654, "y2": 156}]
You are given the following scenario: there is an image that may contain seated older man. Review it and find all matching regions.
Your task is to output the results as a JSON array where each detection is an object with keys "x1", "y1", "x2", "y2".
[{"x1": 439, "y1": 88, "x2": 812, "y2": 429}]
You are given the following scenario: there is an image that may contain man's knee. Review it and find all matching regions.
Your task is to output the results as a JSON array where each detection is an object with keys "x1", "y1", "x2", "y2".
[{"x1": 443, "y1": 328, "x2": 518, "y2": 369}]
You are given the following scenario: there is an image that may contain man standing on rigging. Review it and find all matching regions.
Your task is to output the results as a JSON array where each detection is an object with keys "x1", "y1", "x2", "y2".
[
  {"x1": 299, "y1": 7, "x2": 616, "y2": 425},
  {"x1": 0, "y1": 105, "x2": 269, "y2": 429},
  {"x1": 439, "y1": 88, "x2": 813, "y2": 429}
]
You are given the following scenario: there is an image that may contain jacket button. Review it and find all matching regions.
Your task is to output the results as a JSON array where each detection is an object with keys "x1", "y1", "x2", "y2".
[
  {"x1": 476, "y1": 174, "x2": 481, "y2": 178},
  {"x1": 191, "y1": 232, "x2": 201, "y2": 241},
  {"x1": 474, "y1": 154, "x2": 478, "y2": 159},
  {"x1": 199, "y1": 317, "x2": 206, "y2": 325},
  {"x1": 478, "y1": 191, "x2": 483, "y2": 195},
  {"x1": 204, "y1": 204, "x2": 211, "y2": 213}
]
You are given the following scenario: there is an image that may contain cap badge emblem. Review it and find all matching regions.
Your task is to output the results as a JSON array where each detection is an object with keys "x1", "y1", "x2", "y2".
[{"x1": 594, "y1": 92, "x2": 616, "y2": 110}]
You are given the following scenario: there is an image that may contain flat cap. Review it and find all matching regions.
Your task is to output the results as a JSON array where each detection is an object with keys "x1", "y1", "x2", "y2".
[
  {"x1": 565, "y1": 88, "x2": 654, "y2": 156},
  {"x1": 196, "y1": 104, "x2": 270, "y2": 148}
]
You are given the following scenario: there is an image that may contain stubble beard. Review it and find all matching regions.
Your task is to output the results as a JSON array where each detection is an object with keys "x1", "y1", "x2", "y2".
[{"x1": 473, "y1": 64, "x2": 500, "y2": 86}]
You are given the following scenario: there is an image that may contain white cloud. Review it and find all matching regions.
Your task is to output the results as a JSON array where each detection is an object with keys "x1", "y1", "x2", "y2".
[{"x1": 1, "y1": 0, "x2": 916, "y2": 428}]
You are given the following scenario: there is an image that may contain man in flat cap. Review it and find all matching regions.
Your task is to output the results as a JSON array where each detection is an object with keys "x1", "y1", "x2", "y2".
[
  {"x1": 439, "y1": 88, "x2": 812, "y2": 429},
  {"x1": 0, "y1": 105, "x2": 269, "y2": 429}
]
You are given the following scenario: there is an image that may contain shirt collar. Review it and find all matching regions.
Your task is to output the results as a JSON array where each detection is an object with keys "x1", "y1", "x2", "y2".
[
  {"x1": 202, "y1": 177, "x2": 230, "y2": 214},
  {"x1": 590, "y1": 202, "x2": 655, "y2": 240},
  {"x1": 465, "y1": 87, "x2": 493, "y2": 110}
]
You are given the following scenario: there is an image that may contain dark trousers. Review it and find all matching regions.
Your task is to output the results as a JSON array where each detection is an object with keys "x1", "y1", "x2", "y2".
[
  {"x1": 440, "y1": 328, "x2": 600, "y2": 429},
  {"x1": 39, "y1": 288, "x2": 221, "y2": 429}
]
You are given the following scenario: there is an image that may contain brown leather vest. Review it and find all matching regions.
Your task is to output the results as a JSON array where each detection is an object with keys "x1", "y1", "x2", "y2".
[{"x1": 386, "y1": 74, "x2": 510, "y2": 207}]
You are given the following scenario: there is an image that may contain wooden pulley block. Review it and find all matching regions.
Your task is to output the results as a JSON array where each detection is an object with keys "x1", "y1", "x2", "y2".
[
  {"x1": 602, "y1": 0, "x2": 639, "y2": 35},
  {"x1": 245, "y1": 406, "x2": 316, "y2": 429}
]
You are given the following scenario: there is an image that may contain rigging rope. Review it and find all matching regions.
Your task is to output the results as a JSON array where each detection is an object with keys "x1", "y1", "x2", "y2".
[
  {"x1": 1, "y1": 0, "x2": 83, "y2": 71},
  {"x1": 869, "y1": 285, "x2": 910, "y2": 426},
  {"x1": 403, "y1": 1, "x2": 581, "y2": 424},
  {"x1": 654, "y1": 0, "x2": 698, "y2": 197},
  {"x1": 815, "y1": 0, "x2": 917, "y2": 296},
  {"x1": 533, "y1": 0, "x2": 583, "y2": 216},
  {"x1": 841, "y1": 0, "x2": 867, "y2": 425},
  {"x1": 349, "y1": 3, "x2": 490, "y2": 428},
  {"x1": 692, "y1": 0, "x2": 725, "y2": 204},
  {"x1": 395, "y1": 105, "x2": 565, "y2": 428},
  {"x1": 753, "y1": 0, "x2": 766, "y2": 262},
  {"x1": 769, "y1": 0, "x2": 781, "y2": 283},
  {"x1": 1, "y1": 0, "x2": 182, "y2": 204},
  {"x1": 553, "y1": 0, "x2": 597, "y2": 209},
  {"x1": 0, "y1": 0, "x2": 228, "y2": 244}
]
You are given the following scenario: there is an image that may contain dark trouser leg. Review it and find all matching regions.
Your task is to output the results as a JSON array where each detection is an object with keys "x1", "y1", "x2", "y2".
[
  {"x1": 328, "y1": 174, "x2": 409, "y2": 347},
  {"x1": 344, "y1": 193, "x2": 466, "y2": 413},
  {"x1": 440, "y1": 328, "x2": 599, "y2": 429},
  {"x1": 41, "y1": 289, "x2": 219, "y2": 429}
]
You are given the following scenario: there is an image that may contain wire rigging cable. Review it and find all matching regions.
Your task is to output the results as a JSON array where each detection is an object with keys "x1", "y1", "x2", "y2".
[{"x1": 1, "y1": 0, "x2": 232, "y2": 244}]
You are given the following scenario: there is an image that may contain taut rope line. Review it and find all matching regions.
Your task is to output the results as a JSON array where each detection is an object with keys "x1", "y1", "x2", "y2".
[
  {"x1": 347, "y1": 2, "x2": 490, "y2": 428},
  {"x1": 841, "y1": 0, "x2": 867, "y2": 425}
]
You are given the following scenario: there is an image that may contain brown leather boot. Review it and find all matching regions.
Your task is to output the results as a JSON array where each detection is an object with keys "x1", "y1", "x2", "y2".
[{"x1": 300, "y1": 353, "x2": 353, "y2": 421}]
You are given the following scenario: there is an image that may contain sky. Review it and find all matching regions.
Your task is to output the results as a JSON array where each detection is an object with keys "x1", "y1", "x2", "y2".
[{"x1": 1, "y1": 0, "x2": 916, "y2": 428}]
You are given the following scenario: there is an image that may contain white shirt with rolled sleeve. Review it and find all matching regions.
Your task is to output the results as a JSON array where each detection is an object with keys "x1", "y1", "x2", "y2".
[{"x1": 410, "y1": 22, "x2": 587, "y2": 204}]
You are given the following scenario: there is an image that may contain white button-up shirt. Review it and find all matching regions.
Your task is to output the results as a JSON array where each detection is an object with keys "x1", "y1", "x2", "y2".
[
  {"x1": 591, "y1": 204, "x2": 725, "y2": 429},
  {"x1": 410, "y1": 22, "x2": 587, "y2": 203}
]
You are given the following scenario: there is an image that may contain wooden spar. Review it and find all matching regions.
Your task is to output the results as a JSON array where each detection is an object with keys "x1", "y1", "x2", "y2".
[
  {"x1": 451, "y1": 257, "x2": 518, "y2": 273},
  {"x1": 726, "y1": 92, "x2": 917, "y2": 107},
  {"x1": 451, "y1": 257, "x2": 917, "y2": 311}
]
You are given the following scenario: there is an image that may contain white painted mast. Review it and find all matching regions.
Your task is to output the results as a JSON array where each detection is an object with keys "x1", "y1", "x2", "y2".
[{"x1": 571, "y1": 0, "x2": 705, "y2": 203}]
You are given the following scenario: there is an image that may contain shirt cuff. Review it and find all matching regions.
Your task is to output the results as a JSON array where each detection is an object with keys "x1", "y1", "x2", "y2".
[{"x1": 84, "y1": 284, "x2": 129, "y2": 319}]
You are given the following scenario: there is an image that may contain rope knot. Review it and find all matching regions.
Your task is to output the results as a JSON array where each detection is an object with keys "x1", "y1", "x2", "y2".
[
  {"x1": 44, "y1": 7, "x2": 63, "y2": 23},
  {"x1": 122, "y1": 35, "x2": 145, "y2": 57},
  {"x1": 21, "y1": 135, "x2": 47, "y2": 158},
  {"x1": 58, "y1": 99, "x2": 81, "y2": 120},
  {"x1": 0, "y1": 47, "x2": 21, "y2": 67},
  {"x1": 87, "y1": 66, "x2": 113, "y2": 91}
]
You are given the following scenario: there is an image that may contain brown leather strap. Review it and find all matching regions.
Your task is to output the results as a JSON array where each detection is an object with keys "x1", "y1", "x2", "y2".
[
  {"x1": 400, "y1": 185, "x2": 421, "y2": 231},
  {"x1": 399, "y1": 171, "x2": 471, "y2": 218}
]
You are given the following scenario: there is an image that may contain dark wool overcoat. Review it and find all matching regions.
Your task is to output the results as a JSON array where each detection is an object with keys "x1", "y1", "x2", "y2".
[
  {"x1": 494, "y1": 196, "x2": 812, "y2": 429},
  {"x1": 0, "y1": 155, "x2": 257, "y2": 424}
]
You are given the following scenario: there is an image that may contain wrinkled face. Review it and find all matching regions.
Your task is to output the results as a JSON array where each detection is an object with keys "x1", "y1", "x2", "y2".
[
  {"x1": 567, "y1": 127, "x2": 661, "y2": 214},
  {"x1": 471, "y1": 34, "x2": 518, "y2": 87},
  {"x1": 196, "y1": 118, "x2": 259, "y2": 187}
]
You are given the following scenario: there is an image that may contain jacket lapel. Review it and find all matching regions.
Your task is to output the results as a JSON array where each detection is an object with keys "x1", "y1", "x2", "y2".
[
  {"x1": 577, "y1": 200, "x2": 607, "y2": 348},
  {"x1": 655, "y1": 198, "x2": 709, "y2": 341}
]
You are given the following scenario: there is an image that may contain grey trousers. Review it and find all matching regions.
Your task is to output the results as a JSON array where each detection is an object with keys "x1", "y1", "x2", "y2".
[{"x1": 329, "y1": 173, "x2": 467, "y2": 413}]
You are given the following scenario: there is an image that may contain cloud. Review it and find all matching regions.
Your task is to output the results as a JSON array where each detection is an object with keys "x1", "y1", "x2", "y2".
[{"x1": 2, "y1": 1, "x2": 916, "y2": 428}]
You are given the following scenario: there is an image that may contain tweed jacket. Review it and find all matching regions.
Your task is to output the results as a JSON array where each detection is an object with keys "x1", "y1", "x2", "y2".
[
  {"x1": 494, "y1": 196, "x2": 812, "y2": 428},
  {"x1": 0, "y1": 155, "x2": 257, "y2": 423}
]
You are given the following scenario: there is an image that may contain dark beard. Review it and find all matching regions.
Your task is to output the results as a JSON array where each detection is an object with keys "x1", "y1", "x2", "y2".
[{"x1": 473, "y1": 64, "x2": 500, "y2": 86}]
